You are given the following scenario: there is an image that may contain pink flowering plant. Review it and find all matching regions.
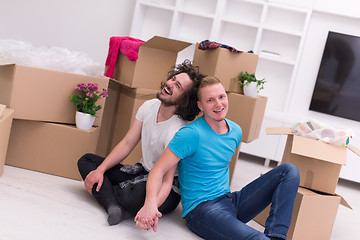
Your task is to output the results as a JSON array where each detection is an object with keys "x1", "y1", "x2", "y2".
[{"x1": 70, "y1": 83, "x2": 108, "y2": 117}]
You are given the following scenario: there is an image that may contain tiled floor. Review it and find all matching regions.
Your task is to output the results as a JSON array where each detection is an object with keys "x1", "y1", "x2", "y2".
[{"x1": 0, "y1": 153, "x2": 359, "y2": 239}]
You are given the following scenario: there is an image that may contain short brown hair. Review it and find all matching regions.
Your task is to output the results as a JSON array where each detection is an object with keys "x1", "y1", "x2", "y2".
[{"x1": 197, "y1": 76, "x2": 221, "y2": 100}]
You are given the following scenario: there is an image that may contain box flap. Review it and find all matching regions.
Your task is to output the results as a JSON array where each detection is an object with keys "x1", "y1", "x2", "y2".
[
  {"x1": 291, "y1": 135, "x2": 347, "y2": 165},
  {"x1": 110, "y1": 79, "x2": 157, "y2": 98},
  {"x1": 266, "y1": 127, "x2": 292, "y2": 135},
  {"x1": 338, "y1": 194, "x2": 352, "y2": 209},
  {"x1": 347, "y1": 144, "x2": 360, "y2": 157},
  {"x1": 297, "y1": 187, "x2": 317, "y2": 195},
  {"x1": 299, "y1": 188, "x2": 352, "y2": 209},
  {"x1": 142, "y1": 36, "x2": 191, "y2": 52},
  {"x1": 0, "y1": 104, "x2": 5, "y2": 117}
]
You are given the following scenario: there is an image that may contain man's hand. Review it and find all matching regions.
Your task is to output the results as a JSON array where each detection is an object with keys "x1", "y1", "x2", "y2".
[
  {"x1": 84, "y1": 169, "x2": 104, "y2": 194},
  {"x1": 134, "y1": 205, "x2": 162, "y2": 232}
]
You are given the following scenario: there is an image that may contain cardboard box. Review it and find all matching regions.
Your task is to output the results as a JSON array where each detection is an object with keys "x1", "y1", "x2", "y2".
[
  {"x1": 253, "y1": 187, "x2": 351, "y2": 240},
  {"x1": 227, "y1": 93, "x2": 267, "y2": 143},
  {"x1": 267, "y1": 127, "x2": 360, "y2": 194},
  {"x1": 192, "y1": 43, "x2": 259, "y2": 93},
  {"x1": 96, "y1": 80, "x2": 122, "y2": 157},
  {"x1": 6, "y1": 120, "x2": 100, "y2": 180},
  {"x1": 111, "y1": 36, "x2": 191, "y2": 90},
  {"x1": 96, "y1": 80, "x2": 157, "y2": 165},
  {"x1": 0, "y1": 107, "x2": 15, "y2": 176},
  {"x1": 0, "y1": 63, "x2": 109, "y2": 126}
]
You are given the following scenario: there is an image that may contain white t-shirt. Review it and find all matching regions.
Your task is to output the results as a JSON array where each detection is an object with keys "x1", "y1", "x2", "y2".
[{"x1": 135, "y1": 99, "x2": 187, "y2": 172}]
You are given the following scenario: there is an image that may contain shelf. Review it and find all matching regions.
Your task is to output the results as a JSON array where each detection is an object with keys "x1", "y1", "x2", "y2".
[
  {"x1": 262, "y1": 26, "x2": 303, "y2": 37},
  {"x1": 177, "y1": 0, "x2": 218, "y2": 16},
  {"x1": 220, "y1": 17, "x2": 260, "y2": 29},
  {"x1": 177, "y1": 9, "x2": 215, "y2": 19},
  {"x1": 256, "y1": 58, "x2": 294, "y2": 112},
  {"x1": 269, "y1": 0, "x2": 315, "y2": 9},
  {"x1": 258, "y1": 29, "x2": 301, "y2": 63},
  {"x1": 259, "y1": 53, "x2": 296, "y2": 65},
  {"x1": 171, "y1": 12, "x2": 213, "y2": 43},
  {"x1": 138, "y1": 0, "x2": 176, "y2": 9},
  {"x1": 216, "y1": 20, "x2": 258, "y2": 51},
  {"x1": 221, "y1": 0, "x2": 264, "y2": 26},
  {"x1": 264, "y1": 5, "x2": 308, "y2": 34},
  {"x1": 132, "y1": 5, "x2": 173, "y2": 40}
]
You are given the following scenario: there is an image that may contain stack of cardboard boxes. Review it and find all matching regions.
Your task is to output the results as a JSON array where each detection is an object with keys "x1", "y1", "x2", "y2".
[
  {"x1": 0, "y1": 36, "x2": 268, "y2": 184},
  {"x1": 96, "y1": 36, "x2": 192, "y2": 166},
  {"x1": 0, "y1": 63, "x2": 109, "y2": 180},
  {"x1": 98, "y1": 36, "x2": 268, "y2": 183},
  {"x1": 253, "y1": 127, "x2": 360, "y2": 240}
]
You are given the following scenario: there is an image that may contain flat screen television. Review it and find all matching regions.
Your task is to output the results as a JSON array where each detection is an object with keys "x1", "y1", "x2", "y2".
[{"x1": 309, "y1": 31, "x2": 360, "y2": 122}]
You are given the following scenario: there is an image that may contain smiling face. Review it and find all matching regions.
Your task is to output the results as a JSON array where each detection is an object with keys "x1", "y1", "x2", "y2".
[
  {"x1": 197, "y1": 82, "x2": 228, "y2": 123},
  {"x1": 156, "y1": 72, "x2": 193, "y2": 106}
]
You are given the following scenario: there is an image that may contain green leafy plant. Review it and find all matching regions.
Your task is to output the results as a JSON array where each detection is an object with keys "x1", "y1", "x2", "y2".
[
  {"x1": 237, "y1": 71, "x2": 266, "y2": 93},
  {"x1": 70, "y1": 83, "x2": 108, "y2": 117}
]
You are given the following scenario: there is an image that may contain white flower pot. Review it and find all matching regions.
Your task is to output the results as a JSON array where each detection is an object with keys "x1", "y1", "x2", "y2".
[
  {"x1": 243, "y1": 82, "x2": 258, "y2": 98},
  {"x1": 75, "y1": 111, "x2": 95, "y2": 130}
]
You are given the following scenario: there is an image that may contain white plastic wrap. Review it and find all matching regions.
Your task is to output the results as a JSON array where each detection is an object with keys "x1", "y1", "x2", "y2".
[
  {"x1": 292, "y1": 119, "x2": 354, "y2": 147},
  {"x1": 0, "y1": 39, "x2": 104, "y2": 77}
]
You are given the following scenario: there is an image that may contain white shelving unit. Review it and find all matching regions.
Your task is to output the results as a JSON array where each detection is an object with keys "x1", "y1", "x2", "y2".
[
  {"x1": 129, "y1": 0, "x2": 360, "y2": 183},
  {"x1": 130, "y1": 0, "x2": 312, "y2": 163}
]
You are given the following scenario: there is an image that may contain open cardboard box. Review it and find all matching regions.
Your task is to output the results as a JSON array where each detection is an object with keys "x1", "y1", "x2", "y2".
[
  {"x1": 192, "y1": 42, "x2": 258, "y2": 93},
  {"x1": 267, "y1": 127, "x2": 360, "y2": 194},
  {"x1": 253, "y1": 187, "x2": 351, "y2": 240},
  {"x1": 96, "y1": 79, "x2": 157, "y2": 165},
  {"x1": 227, "y1": 93, "x2": 267, "y2": 143},
  {"x1": 6, "y1": 119, "x2": 100, "y2": 180},
  {"x1": 110, "y1": 36, "x2": 192, "y2": 90},
  {"x1": 0, "y1": 63, "x2": 109, "y2": 126},
  {"x1": 0, "y1": 106, "x2": 15, "y2": 176}
]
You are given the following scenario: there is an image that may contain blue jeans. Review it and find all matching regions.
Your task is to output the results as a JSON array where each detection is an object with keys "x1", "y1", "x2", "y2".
[{"x1": 184, "y1": 163, "x2": 300, "y2": 240}]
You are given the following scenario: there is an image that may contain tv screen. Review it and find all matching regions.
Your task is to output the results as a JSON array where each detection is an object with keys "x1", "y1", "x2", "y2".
[{"x1": 309, "y1": 31, "x2": 360, "y2": 122}]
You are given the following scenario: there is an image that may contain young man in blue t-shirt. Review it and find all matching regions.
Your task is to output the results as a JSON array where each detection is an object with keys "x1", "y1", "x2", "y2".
[{"x1": 135, "y1": 76, "x2": 300, "y2": 240}]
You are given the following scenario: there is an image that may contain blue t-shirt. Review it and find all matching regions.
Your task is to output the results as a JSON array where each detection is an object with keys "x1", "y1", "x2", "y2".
[{"x1": 168, "y1": 116, "x2": 242, "y2": 217}]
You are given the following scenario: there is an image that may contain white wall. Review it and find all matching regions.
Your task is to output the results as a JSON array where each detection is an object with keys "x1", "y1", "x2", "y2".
[
  {"x1": 0, "y1": 0, "x2": 136, "y2": 64},
  {"x1": 288, "y1": 10, "x2": 360, "y2": 135}
]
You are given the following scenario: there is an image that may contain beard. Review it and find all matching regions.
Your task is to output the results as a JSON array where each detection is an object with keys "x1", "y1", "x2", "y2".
[
  {"x1": 156, "y1": 92, "x2": 177, "y2": 106},
  {"x1": 156, "y1": 82, "x2": 179, "y2": 106}
]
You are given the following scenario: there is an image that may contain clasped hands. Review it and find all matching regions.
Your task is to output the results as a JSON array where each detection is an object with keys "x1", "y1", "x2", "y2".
[{"x1": 134, "y1": 205, "x2": 162, "y2": 232}]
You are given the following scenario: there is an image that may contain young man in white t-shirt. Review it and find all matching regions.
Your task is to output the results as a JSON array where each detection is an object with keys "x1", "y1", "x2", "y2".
[{"x1": 77, "y1": 60, "x2": 205, "y2": 225}]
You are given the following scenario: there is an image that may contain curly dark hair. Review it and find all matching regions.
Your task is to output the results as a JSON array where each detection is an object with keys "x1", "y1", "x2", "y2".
[{"x1": 160, "y1": 59, "x2": 206, "y2": 121}]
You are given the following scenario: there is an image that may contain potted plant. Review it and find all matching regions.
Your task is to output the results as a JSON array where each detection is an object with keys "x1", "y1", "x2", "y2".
[
  {"x1": 70, "y1": 83, "x2": 108, "y2": 130},
  {"x1": 237, "y1": 71, "x2": 266, "y2": 97}
]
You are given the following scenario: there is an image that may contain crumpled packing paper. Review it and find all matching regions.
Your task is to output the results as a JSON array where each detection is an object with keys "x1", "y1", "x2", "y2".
[
  {"x1": 0, "y1": 39, "x2": 104, "y2": 77},
  {"x1": 292, "y1": 119, "x2": 353, "y2": 147}
]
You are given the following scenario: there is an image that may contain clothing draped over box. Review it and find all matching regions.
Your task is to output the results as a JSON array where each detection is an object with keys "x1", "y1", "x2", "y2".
[
  {"x1": 105, "y1": 36, "x2": 144, "y2": 78},
  {"x1": 198, "y1": 40, "x2": 254, "y2": 53}
]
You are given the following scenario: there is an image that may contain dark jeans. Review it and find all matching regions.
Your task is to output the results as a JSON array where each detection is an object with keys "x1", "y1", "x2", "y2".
[
  {"x1": 185, "y1": 163, "x2": 300, "y2": 240},
  {"x1": 77, "y1": 153, "x2": 180, "y2": 216}
]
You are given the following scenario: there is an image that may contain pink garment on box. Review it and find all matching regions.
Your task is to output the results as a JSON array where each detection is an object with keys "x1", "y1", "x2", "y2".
[{"x1": 105, "y1": 36, "x2": 144, "y2": 78}]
